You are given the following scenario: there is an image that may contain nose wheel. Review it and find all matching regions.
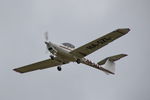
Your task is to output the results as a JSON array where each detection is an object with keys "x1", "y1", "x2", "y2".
[
  {"x1": 50, "y1": 55, "x2": 54, "y2": 60},
  {"x1": 57, "y1": 66, "x2": 62, "y2": 71}
]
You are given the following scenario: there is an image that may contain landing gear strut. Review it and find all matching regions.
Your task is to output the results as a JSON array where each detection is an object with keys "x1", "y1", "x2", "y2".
[
  {"x1": 76, "y1": 59, "x2": 81, "y2": 64},
  {"x1": 57, "y1": 66, "x2": 62, "y2": 71}
]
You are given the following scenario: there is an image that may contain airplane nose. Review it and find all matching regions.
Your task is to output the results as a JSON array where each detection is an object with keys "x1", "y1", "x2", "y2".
[
  {"x1": 45, "y1": 42, "x2": 51, "y2": 48},
  {"x1": 45, "y1": 42, "x2": 49, "y2": 45}
]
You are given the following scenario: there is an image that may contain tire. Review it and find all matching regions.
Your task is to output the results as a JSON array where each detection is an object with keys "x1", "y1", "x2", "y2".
[
  {"x1": 57, "y1": 66, "x2": 62, "y2": 71},
  {"x1": 50, "y1": 55, "x2": 54, "y2": 60},
  {"x1": 76, "y1": 59, "x2": 81, "y2": 64}
]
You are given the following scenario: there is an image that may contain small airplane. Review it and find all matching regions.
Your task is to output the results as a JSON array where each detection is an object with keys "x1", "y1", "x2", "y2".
[{"x1": 13, "y1": 28, "x2": 130, "y2": 75}]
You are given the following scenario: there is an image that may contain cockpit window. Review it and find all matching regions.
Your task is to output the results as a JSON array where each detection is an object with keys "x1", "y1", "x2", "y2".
[{"x1": 62, "y1": 43, "x2": 75, "y2": 48}]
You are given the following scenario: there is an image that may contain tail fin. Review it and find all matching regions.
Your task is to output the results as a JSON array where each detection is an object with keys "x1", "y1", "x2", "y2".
[
  {"x1": 101, "y1": 59, "x2": 115, "y2": 75},
  {"x1": 98, "y1": 54, "x2": 127, "y2": 75}
]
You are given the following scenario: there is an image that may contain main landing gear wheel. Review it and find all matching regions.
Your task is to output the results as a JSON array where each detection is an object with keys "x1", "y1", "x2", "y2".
[
  {"x1": 50, "y1": 55, "x2": 54, "y2": 60},
  {"x1": 57, "y1": 66, "x2": 62, "y2": 71},
  {"x1": 76, "y1": 59, "x2": 81, "y2": 64}
]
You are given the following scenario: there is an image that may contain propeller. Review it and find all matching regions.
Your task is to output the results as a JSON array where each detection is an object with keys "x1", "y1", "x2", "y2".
[
  {"x1": 43, "y1": 31, "x2": 56, "y2": 55},
  {"x1": 44, "y1": 31, "x2": 49, "y2": 53},
  {"x1": 44, "y1": 31, "x2": 49, "y2": 42}
]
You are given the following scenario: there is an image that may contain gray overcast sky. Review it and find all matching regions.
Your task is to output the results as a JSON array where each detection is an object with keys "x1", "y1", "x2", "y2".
[{"x1": 0, "y1": 0, "x2": 150, "y2": 100}]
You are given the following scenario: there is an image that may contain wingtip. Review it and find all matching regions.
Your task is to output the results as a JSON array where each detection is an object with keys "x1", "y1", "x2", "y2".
[
  {"x1": 125, "y1": 28, "x2": 130, "y2": 32},
  {"x1": 122, "y1": 54, "x2": 128, "y2": 57},
  {"x1": 13, "y1": 68, "x2": 23, "y2": 74},
  {"x1": 117, "y1": 28, "x2": 131, "y2": 34}
]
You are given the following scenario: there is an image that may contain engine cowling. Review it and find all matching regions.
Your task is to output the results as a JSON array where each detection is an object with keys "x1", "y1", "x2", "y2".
[{"x1": 48, "y1": 47, "x2": 57, "y2": 55}]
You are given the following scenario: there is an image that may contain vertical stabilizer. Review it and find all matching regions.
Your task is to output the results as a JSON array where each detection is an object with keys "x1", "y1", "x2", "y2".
[{"x1": 101, "y1": 59, "x2": 115, "y2": 75}]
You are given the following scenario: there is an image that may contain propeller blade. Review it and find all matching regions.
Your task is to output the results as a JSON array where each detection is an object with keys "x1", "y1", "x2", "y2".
[
  {"x1": 44, "y1": 31, "x2": 49, "y2": 42},
  {"x1": 44, "y1": 31, "x2": 49, "y2": 54}
]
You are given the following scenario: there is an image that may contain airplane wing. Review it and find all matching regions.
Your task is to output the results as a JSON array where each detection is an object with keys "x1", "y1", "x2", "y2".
[
  {"x1": 13, "y1": 58, "x2": 64, "y2": 73},
  {"x1": 70, "y1": 28, "x2": 130, "y2": 58}
]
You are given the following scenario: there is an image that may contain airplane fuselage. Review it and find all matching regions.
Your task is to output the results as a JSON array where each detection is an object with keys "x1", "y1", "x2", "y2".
[{"x1": 49, "y1": 42, "x2": 76, "y2": 63}]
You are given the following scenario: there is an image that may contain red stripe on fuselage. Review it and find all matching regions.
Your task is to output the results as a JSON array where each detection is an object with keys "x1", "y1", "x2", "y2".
[{"x1": 59, "y1": 46, "x2": 72, "y2": 51}]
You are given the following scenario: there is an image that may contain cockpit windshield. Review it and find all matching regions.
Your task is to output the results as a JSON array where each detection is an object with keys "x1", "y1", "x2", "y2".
[{"x1": 62, "y1": 43, "x2": 75, "y2": 48}]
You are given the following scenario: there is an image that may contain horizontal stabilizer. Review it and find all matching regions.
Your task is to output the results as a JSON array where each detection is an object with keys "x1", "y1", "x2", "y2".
[
  {"x1": 98, "y1": 54, "x2": 127, "y2": 65},
  {"x1": 98, "y1": 54, "x2": 127, "y2": 75}
]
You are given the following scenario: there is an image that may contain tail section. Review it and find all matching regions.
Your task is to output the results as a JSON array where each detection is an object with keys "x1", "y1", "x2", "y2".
[
  {"x1": 98, "y1": 54, "x2": 127, "y2": 75},
  {"x1": 101, "y1": 59, "x2": 115, "y2": 75}
]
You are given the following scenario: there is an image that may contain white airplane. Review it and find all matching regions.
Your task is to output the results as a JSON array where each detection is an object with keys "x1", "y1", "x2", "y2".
[{"x1": 13, "y1": 28, "x2": 130, "y2": 75}]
